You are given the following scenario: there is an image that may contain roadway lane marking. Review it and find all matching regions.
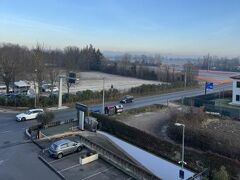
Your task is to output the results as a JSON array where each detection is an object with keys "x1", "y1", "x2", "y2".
[
  {"x1": 0, "y1": 130, "x2": 12, "y2": 134},
  {"x1": 80, "y1": 167, "x2": 113, "y2": 180},
  {"x1": 59, "y1": 163, "x2": 81, "y2": 172}
]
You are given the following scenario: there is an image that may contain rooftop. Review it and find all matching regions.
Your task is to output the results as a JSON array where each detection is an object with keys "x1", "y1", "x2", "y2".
[{"x1": 14, "y1": 80, "x2": 30, "y2": 87}]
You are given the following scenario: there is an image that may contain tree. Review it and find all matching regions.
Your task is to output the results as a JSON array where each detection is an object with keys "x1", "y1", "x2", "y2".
[
  {"x1": 45, "y1": 49, "x2": 61, "y2": 94},
  {"x1": 213, "y1": 166, "x2": 229, "y2": 180},
  {"x1": 0, "y1": 44, "x2": 22, "y2": 93},
  {"x1": 36, "y1": 111, "x2": 54, "y2": 126},
  {"x1": 183, "y1": 62, "x2": 199, "y2": 86},
  {"x1": 31, "y1": 44, "x2": 46, "y2": 95},
  {"x1": 64, "y1": 46, "x2": 79, "y2": 95}
]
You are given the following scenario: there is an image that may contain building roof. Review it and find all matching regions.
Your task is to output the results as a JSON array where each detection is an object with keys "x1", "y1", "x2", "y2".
[{"x1": 14, "y1": 80, "x2": 30, "y2": 87}]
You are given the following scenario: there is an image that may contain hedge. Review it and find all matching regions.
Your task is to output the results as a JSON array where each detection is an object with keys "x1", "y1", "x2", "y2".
[{"x1": 91, "y1": 112, "x2": 240, "y2": 178}]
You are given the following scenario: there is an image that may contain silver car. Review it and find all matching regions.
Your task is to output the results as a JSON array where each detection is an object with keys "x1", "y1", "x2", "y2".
[{"x1": 48, "y1": 139, "x2": 83, "y2": 159}]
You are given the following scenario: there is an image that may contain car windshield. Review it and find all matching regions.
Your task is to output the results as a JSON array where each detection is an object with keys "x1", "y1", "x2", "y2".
[
  {"x1": 25, "y1": 110, "x2": 31, "y2": 114},
  {"x1": 51, "y1": 144, "x2": 58, "y2": 150}
]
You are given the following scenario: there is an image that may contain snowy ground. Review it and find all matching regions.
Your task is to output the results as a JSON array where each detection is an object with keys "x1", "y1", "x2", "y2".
[{"x1": 61, "y1": 71, "x2": 163, "y2": 93}]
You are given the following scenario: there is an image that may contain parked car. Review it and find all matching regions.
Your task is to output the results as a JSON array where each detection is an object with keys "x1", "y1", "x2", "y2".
[
  {"x1": 42, "y1": 83, "x2": 59, "y2": 93},
  {"x1": 16, "y1": 108, "x2": 44, "y2": 122},
  {"x1": 120, "y1": 95, "x2": 134, "y2": 104},
  {"x1": 48, "y1": 139, "x2": 83, "y2": 159}
]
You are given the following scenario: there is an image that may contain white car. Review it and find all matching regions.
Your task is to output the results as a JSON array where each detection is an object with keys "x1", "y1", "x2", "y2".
[{"x1": 16, "y1": 109, "x2": 44, "y2": 122}]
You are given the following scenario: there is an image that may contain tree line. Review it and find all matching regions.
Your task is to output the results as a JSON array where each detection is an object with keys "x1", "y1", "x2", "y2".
[
  {"x1": 198, "y1": 54, "x2": 240, "y2": 71},
  {"x1": 0, "y1": 43, "x2": 198, "y2": 95},
  {"x1": 0, "y1": 43, "x2": 105, "y2": 94}
]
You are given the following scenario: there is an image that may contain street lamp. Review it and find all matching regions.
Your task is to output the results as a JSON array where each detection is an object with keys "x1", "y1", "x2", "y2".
[
  {"x1": 34, "y1": 69, "x2": 38, "y2": 108},
  {"x1": 175, "y1": 122, "x2": 186, "y2": 179},
  {"x1": 102, "y1": 77, "x2": 105, "y2": 114}
]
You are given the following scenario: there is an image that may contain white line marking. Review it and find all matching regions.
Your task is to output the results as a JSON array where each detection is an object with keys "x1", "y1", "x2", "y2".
[
  {"x1": 80, "y1": 167, "x2": 113, "y2": 180},
  {"x1": 0, "y1": 130, "x2": 12, "y2": 134},
  {"x1": 49, "y1": 158, "x2": 62, "y2": 164},
  {"x1": 59, "y1": 163, "x2": 81, "y2": 172}
]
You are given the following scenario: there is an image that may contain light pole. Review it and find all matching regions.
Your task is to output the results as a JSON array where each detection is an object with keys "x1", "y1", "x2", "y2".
[
  {"x1": 34, "y1": 69, "x2": 38, "y2": 108},
  {"x1": 58, "y1": 75, "x2": 67, "y2": 109},
  {"x1": 175, "y1": 122, "x2": 186, "y2": 179},
  {"x1": 102, "y1": 77, "x2": 105, "y2": 114}
]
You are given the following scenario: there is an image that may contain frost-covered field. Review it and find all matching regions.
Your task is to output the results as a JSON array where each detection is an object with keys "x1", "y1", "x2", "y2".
[{"x1": 61, "y1": 71, "x2": 163, "y2": 93}]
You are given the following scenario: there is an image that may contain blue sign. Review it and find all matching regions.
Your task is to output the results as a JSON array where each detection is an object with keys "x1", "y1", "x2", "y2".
[
  {"x1": 206, "y1": 82, "x2": 213, "y2": 90},
  {"x1": 179, "y1": 169, "x2": 184, "y2": 179}
]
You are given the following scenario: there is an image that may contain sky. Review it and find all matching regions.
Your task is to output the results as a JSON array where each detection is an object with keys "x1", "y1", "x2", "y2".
[{"x1": 0, "y1": 0, "x2": 240, "y2": 57}]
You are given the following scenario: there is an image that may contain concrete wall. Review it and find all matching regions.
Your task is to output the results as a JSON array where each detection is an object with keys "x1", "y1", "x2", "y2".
[{"x1": 79, "y1": 154, "x2": 98, "y2": 165}]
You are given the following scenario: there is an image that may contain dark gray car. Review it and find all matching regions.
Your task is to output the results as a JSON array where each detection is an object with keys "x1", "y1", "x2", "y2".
[{"x1": 48, "y1": 139, "x2": 83, "y2": 159}]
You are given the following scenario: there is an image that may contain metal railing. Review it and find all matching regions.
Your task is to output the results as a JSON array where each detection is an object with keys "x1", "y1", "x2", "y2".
[{"x1": 79, "y1": 135, "x2": 160, "y2": 180}]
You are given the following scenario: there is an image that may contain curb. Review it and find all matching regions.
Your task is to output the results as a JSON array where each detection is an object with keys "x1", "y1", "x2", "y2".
[
  {"x1": 38, "y1": 154, "x2": 65, "y2": 180},
  {"x1": 25, "y1": 128, "x2": 31, "y2": 138}
]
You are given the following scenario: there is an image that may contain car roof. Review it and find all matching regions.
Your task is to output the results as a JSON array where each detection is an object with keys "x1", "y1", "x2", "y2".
[
  {"x1": 115, "y1": 104, "x2": 123, "y2": 108},
  {"x1": 123, "y1": 95, "x2": 133, "y2": 98},
  {"x1": 53, "y1": 139, "x2": 72, "y2": 146},
  {"x1": 29, "y1": 109, "x2": 44, "y2": 112}
]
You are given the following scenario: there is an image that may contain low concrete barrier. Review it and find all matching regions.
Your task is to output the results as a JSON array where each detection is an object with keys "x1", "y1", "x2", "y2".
[{"x1": 79, "y1": 153, "x2": 98, "y2": 165}]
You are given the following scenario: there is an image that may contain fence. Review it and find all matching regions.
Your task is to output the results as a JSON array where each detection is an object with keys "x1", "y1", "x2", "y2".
[
  {"x1": 188, "y1": 169, "x2": 209, "y2": 180},
  {"x1": 181, "y1": 90, "x2": 240, "y2": 119}
]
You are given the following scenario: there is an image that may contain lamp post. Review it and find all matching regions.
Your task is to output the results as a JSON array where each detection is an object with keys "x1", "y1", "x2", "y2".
[
  {"x1": 175, "y1": 122, "x2": 186, "y2": 179},
  {"x1": 34, "y1": 69, "x2": 38, "y2": 108},
  {"x1": 102, "y1": 77, "x2": 105, "y2": 114}
]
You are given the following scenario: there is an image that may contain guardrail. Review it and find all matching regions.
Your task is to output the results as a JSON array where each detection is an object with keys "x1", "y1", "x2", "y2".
[{"x1": 78, "y1": 135, "x2": 160, "y2": 180}]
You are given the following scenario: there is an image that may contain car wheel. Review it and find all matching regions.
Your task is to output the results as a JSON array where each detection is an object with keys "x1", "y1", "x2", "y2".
[
  {"x1": 77, "y1": 146, "x2": 82, "y2": 152},
  {"x1": 21, "y1": 117, "x2": 26, "y2": 121},
  {"x1": 57, "y1": 153, "x2": 63, "y2": 159}
]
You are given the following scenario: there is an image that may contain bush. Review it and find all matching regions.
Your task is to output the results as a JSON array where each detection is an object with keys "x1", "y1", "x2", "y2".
[
  {"x1": 36, "y1": 111, "x2": 54, "y2": 125},
  {"x1": 91, "y1": 112, "x2": 240, "y2": 178},
  {"x1": 213, "y1": 166, "x2": 229, "y2": 180}
]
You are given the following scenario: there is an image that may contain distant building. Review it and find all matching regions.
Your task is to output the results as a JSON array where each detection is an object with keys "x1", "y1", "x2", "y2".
[{"x1": 231, "y1": 75, "x2": 240, "y2": 105}]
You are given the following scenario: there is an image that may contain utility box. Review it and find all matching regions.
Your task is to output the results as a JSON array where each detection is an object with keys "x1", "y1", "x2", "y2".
[{"x1": 84, "y1": 116, "x2": 98, "y2": 132}]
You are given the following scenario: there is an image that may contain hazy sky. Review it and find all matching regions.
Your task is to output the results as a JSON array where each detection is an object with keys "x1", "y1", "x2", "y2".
[{"x1": 0, "y1": 0, "x2": 240, "y2": 56}]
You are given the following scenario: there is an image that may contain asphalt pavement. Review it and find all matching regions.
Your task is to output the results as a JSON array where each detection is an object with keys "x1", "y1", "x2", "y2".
[
  {"x1": 0, "y1": 83, "x2": 232, "y2": 179},
  {"x1": 55, "y1": 83, "x2": 232, "y2": 119}
]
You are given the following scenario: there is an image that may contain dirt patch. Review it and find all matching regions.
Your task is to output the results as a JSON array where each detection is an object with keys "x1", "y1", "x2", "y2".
[{"x1": 116, "y1": 108, "x2": 174, "y2": 141}]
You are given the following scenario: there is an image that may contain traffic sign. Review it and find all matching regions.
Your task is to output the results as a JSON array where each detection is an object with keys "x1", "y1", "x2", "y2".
[
  {"x1": 206, "y1": 82, "x2": 213, "y2": 90},
  {"x1": 179, "y1": 169, "x2": 184, "y2": 179}
]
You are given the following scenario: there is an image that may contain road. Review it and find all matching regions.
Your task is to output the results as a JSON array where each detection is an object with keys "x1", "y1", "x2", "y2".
[
  {"x1": 0, "y1": 83, "x2": 232, "y2": 179},
  {"x1": 56, "y1": 83, "x2": 232, "y2": 119}
]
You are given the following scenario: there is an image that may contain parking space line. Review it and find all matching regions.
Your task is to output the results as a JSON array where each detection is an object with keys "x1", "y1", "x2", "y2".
[
  {"x1": 59, "y1": 163, "x2": 81, "y2": 172},
  {"x1": 48, "y1": 159, "x2": 62, "y2": 164},
  {"x1": 80, "y1": 167, "x2": 113, "y2": 180}
]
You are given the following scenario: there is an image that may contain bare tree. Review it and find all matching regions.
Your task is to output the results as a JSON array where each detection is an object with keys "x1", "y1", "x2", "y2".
[
  {"x1": 45, "y1": 49, "x2": 61, "y2": 94},
  {"x1": 31, "y1": 44, "x2": 46, "y2": 103},
  {"x1": 0, "y1": 44, "x2": 22, "y2": 93},
  {"x1": 64, "y1": 46, "x2": 79, "y2": 95}
]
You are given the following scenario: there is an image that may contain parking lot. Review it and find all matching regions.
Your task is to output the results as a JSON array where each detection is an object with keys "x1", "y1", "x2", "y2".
[{"x1": 39, "y1": 146, "x2": 132, "y2": 180}]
